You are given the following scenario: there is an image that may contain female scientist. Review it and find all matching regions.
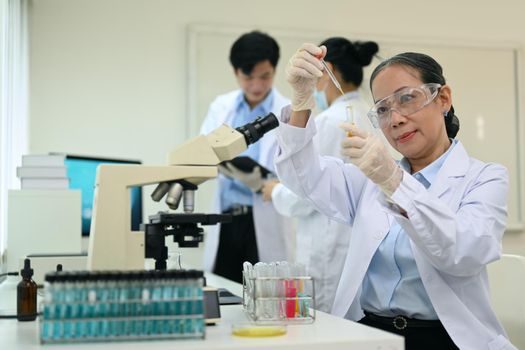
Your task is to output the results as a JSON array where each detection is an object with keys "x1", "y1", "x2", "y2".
[
  {"x1": 274, "y1": 43, "x2": 516, "y2": 350},
  {"x1": 261, "y1": 37, "x2": 378, "y2": 313}
]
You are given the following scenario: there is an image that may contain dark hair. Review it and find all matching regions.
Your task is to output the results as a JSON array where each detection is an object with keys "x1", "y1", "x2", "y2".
[
  {"x1": 321, "y1": 37, "x2": 378, "y2": 87},
  {"x1": 229, "y1": 31, "x2": 280, "y2": 75},
  {"x1": 370, "y1": 52, "x2": 460, "y2": 138}
]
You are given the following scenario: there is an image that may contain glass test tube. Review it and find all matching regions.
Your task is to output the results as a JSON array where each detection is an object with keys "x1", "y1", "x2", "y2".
[{"x1": 346, "y1": 105, "x2": 354, "y2": 137}]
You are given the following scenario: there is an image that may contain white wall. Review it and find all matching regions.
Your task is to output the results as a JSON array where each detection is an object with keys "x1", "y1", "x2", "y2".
[{"x1": 27, "y1": 0, "x2": 525, "y2": 263}]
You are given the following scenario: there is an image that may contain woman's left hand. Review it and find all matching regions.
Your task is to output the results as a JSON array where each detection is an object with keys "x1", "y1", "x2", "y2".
[{"x1": 340, "y1": 123, "x2": 403, "y2": 197}]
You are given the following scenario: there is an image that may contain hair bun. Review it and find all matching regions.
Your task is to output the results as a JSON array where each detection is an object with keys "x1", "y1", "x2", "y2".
[
  {"x1": 445, "y1": 106, "x2": 460, "y2": 138},
  {"x1": 354, "y1": 41, "x2": 379, "y2": 66}
]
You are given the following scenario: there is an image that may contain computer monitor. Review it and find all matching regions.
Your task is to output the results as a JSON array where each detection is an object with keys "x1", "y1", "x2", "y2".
[{"x1": 63, "y1": 155, "x2": 143, "y2": 237}]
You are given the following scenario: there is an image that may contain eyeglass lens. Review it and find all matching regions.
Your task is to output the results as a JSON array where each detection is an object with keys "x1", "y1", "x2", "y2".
[{"x1": 372, "y1": 84, "x2": 439, "y2": 127}]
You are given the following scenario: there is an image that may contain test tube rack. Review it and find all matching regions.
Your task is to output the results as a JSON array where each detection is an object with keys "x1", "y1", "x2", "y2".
[
  {"x1": 242, "y1": 273, "x2": 316, "y2": 324},
  {"x1": 39, "y1": 269, "x2": 206, "y2": 344}
]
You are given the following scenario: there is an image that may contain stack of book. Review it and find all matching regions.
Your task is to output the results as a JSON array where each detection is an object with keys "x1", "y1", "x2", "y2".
[{"x1": 17, "y1": 154, "x2": 69, "y2": 189}]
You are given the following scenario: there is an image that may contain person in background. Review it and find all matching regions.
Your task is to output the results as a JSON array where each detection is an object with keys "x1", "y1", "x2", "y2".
[
  {"x1": 200, "y1": 30, "x2": 293, "y2": 283},
  {"x1": 260, "y1": 37, "x2": 378, "y2": 313},
  {"x1": 274, "y1": 43, "x2": 516, "y2": 349}
]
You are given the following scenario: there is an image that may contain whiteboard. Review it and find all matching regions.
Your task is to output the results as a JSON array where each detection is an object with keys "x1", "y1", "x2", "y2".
[{"x1": 186, "y1": 24, "x2": 523, "y2": 231}]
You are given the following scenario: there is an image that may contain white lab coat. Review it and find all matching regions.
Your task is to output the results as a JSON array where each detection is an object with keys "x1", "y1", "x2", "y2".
[
  {"x1": 201, "y1": 88, "x2": 294, "y2": 272},
  {"x1": 274, "y1": 107, "x2": 516, "y2": 350},
  {"x1": 271, "y1": 92, "x2": 369, "y2": 313}
]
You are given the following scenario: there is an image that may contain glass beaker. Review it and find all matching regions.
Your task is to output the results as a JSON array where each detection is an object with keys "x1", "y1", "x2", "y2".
[{"x1": 167, "y1": 251, "x2": 183, "y2": 270}]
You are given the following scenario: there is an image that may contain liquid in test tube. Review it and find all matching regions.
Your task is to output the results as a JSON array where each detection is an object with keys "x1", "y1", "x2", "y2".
[{"x1": 346, "y1": 105, "x2": 354, "y2": 137}]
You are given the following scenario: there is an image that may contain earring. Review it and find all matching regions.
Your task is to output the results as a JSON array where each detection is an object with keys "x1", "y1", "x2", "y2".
[{"x1": 443, "y1": 110, "x2": 449, "y2": 117}]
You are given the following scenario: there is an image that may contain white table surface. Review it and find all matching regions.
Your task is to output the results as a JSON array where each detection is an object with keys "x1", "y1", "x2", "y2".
[{"x1": 0, "y1": 273, "x2": 404, "y2": 350}]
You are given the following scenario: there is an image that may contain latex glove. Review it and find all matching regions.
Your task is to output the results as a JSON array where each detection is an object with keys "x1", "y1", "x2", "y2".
[
  {"x1": 340, "y1": 123, "x2": 403, "y2": 197},
  {"x1": 285, "y1": 43, "x2": 326, "y2": 111},
  {"x1": 218, "y1": 163, "x2": 264, "y2": 192}
]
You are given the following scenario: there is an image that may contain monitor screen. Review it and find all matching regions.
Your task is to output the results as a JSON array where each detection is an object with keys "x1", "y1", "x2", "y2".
[{"x1": 63, "y1": 155, "x2": 143, "y2": 236}]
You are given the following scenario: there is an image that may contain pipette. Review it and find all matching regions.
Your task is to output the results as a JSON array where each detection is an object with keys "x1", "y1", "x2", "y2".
[
  {"x1": 318, "y1": 58, "x2": 345, "y2": 98},
  {"x1": 316, "y1": 54, "x2": 353, "y2": 135}
]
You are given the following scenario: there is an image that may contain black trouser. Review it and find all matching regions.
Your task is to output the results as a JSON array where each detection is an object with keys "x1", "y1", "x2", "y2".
[
  {"x1": 358, "y1": 312, "x2": 459, "y2": 350},
  {"x1": 213, "y1": 210, "x2": 259, "y2": 283}
]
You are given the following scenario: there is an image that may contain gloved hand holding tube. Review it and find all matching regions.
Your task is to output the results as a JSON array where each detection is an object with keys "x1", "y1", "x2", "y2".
[{"x1": 340, "y1": 123, "x2": 403, "y2": 197}]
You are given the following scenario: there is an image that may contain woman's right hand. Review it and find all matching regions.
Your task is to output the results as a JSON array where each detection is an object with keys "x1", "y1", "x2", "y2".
[{"x1": 285, "y1": 43, "x2": 326, "y2": 111}]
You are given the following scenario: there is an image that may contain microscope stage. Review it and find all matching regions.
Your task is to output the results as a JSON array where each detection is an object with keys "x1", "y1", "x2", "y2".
[{"x1": 148, "y1": 212, "x2": 232, "y2": 226}]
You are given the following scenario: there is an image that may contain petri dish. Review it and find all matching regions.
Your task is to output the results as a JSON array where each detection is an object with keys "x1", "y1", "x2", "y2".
[{"x1": 232, "y1": 324, "x2": 287, "y2": 337}]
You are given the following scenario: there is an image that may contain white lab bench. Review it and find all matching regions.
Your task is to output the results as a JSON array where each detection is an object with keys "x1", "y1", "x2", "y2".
[{"x1": 0, "y1": 273, "x2": 404, "y2": 349}]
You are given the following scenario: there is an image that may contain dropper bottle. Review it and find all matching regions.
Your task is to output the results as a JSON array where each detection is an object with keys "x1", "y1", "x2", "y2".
[{"x1": 17, "y1": 258, "x2": 38, "y2": 321}]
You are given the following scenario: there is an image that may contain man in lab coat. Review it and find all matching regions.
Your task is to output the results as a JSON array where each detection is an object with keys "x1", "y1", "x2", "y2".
[{"x1": 200, "y1": 31, "x2": 293, "y2": 283}]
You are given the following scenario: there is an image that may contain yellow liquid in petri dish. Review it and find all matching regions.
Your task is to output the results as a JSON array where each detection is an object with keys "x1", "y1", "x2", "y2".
[{"x1": 232, "y1": 325, "x2": 287, "y2": 337}]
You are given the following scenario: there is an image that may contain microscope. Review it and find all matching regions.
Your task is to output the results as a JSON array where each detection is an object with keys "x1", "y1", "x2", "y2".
[{"x1": 87, "y1": 113, "x2": 279, "y2": 271}]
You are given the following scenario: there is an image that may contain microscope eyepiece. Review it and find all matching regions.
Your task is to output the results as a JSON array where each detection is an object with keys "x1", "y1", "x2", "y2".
[{"x1": 235, "y1": 112, "x2": 279, "y2": 146}]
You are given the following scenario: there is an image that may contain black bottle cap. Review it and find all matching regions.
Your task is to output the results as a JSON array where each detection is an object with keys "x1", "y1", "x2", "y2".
[
  {"x1": 56, "y1": 264, "x2": 63, "y2": 272},
  {"x1": 44, "y1": 273, "x2": 57, "y2": 283},
  {"x1": 20, "y1": 258, "x2": 33, "y2": 279},
  {"x1": 187, "y1": 269, "x2": 204, "y2": 279}
]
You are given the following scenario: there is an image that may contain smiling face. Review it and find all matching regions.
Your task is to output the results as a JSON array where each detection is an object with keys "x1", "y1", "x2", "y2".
[
  {"x1": 371, "y1": 64, "x2": 452, "y2": 171},
  {"x1": 235, "y1": 60, "x2": 275, "y2": 108}
]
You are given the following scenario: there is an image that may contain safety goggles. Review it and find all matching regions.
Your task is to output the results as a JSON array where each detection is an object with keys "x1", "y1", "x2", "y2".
[{"x1": 367, "y1": 83, "x2": 442, "y2": 128}]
